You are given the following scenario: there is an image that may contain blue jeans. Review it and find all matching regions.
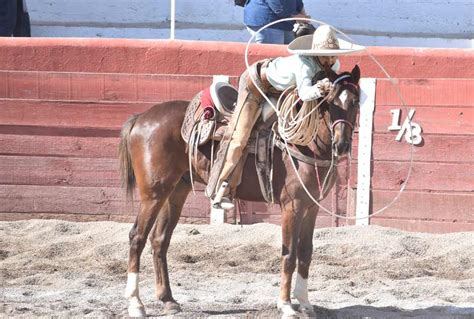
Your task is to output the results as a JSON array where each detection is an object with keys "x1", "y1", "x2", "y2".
[{"x1": 246, "y1": 26, "x2": 295, "y2": 45}]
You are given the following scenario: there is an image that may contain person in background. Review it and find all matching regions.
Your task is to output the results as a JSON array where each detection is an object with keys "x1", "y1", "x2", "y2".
[
  {"x1": 0, "y1": 0, "x2": 30, "y2": 37},
  {"x1": 244, "y1": 0, "x2": 309, "y2": 44}
]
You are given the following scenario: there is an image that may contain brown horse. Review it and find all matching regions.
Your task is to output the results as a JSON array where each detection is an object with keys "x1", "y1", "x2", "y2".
[{"x1": 119, "y1": 65, "x2": 361, "y2": 317}]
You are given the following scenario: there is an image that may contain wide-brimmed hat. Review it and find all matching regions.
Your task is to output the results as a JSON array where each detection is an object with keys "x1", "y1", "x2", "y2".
[{"x1": 288, "y1": 24, "x2": 365, "y2": 56}]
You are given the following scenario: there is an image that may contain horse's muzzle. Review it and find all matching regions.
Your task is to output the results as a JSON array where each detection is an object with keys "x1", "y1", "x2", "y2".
[{"x1": 334, "y1": 140, "x2": 351, "y2": 157}]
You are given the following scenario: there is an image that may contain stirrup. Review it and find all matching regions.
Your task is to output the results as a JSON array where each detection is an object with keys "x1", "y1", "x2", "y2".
[
  {"x1": 211, "y1": 181, "x2": 235, "y2": 210},
  {"x1": 212, "y1": 196, "x2": 235, "y2": 210}
]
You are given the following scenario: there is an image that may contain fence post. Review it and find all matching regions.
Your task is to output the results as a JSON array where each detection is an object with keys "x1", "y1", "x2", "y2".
[
  {"x1": 355, "y1": 78, "x2": 376, "y2": 226},
  {"x1": 170, "y1": 0, "x2": 175, "y2": 39}
]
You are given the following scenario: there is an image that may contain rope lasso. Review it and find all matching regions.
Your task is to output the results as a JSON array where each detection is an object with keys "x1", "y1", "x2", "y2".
[
  {"x1": 276, "y1": 86, "x2": 329, "y2": 146},
  {"x1": 244, "y1": 18, "x2": 415, "y2": 220}
]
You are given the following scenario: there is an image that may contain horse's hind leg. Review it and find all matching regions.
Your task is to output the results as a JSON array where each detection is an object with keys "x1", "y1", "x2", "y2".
[
  {"x1": 294, "y1": 206, "x2": 318, "y2": 315},
  {"x1": 125, "y1": 172, "x2": 183, "y2": 317},
  {"x1": 149, "y1": 177, "x2": 191, "y2": 315}
]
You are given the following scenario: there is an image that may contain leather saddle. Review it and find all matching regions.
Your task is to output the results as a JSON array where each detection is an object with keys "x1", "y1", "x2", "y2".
[
  {"x1": 181, "y1": 81, "x2": 279, "y2": 202},
  {"x1": 181, "y1": 81, "x2": 332, "y2": 203},
  {"x1": 181, "y1": 81, "x2": 278, "y2": 146}
]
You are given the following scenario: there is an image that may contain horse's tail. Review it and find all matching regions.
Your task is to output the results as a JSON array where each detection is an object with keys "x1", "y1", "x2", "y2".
[{"x1": 118, "y1": 114, "x2": 139, "y2": 203}]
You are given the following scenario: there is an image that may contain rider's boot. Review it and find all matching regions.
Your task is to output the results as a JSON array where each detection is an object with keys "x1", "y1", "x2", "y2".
[{"x1": 211, "y1": 181, "x2": 235, "y2": 210}]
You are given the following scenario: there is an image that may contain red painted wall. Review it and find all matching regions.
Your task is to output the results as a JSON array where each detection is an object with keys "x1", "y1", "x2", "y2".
[
  {"x1": 0, "y1": 38, "x2": 473, "y2": 78},
  {"x1": 0, "y1": 38, "x2": 473, "y2": 232}
]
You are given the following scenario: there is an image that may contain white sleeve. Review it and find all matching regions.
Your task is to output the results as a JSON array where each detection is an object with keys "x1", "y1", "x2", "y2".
[{"x1": 295, "y1": 61, "x2": 320, "y2": 102}]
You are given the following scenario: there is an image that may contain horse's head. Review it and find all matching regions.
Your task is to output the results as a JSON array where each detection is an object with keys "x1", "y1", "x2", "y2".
[{"x1": 325, "y1": 65, "x2": 361, "y2": 157}]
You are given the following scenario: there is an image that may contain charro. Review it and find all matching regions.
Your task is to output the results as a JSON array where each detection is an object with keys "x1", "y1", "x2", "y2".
[{"x1": 206, "y1": 24, "x2": 364, "y2": 210}]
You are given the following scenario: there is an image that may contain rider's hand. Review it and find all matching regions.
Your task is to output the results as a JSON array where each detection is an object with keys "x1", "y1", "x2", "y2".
[{"x1": 314, "y1": 78, "x2": 333, "y2": 97}]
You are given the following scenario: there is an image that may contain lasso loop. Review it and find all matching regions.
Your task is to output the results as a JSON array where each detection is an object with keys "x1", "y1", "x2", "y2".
[{"x1": 244, "y1": 18, "x2": 415, "y2": 220}]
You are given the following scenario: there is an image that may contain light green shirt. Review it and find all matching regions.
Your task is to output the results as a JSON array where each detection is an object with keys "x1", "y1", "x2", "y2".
[{"x1": 266, "y1": 55, "x2": 340, "y2": 102}]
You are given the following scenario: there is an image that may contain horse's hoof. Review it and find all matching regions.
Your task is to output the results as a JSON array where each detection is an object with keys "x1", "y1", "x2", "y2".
[
  {"x1": 128, "y1": 305, "x2": 146, "y2": 318},
  {"x1": 277, "y1": 299, "x2": 297, "y2": 318},
  {"x1": 162, "y1": 301, "x2": 181, "y2": 315}
]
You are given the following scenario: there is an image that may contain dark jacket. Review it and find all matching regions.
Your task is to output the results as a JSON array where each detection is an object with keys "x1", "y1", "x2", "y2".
[
  {"x1": 0, "y1": 0, "x2": 30, "y2": 37},
  {"x1": 244, "y1": 0, "x2": 304, "y2": 31},
  {"x1": 0, "y1": 0, "x2": 17, "y2": 36}
]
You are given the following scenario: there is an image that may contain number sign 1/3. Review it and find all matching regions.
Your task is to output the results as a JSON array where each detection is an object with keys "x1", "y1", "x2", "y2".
[{"x1": 388, "y1": 109, "x2": 423, "y2": 145}]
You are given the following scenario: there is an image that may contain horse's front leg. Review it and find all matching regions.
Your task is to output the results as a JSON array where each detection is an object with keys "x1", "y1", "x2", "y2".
[
  {"x1": 294, "y1": 205, "x2": 318, "y2": 316},
  {"x1": 278, "y1": 203, "x2": 304, "y2": 317}
]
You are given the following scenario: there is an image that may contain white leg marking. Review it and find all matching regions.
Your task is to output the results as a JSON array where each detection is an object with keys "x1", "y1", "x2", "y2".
[
  {"x1": 277, "y1": 298, "x2": 297, "y2": 318},
  {"x1": 125, "y1": 273, "x2": 146, "y2": 317},
  {"x1": 293, "y1": 274, "x2": 313, "y2": 312},
  {"x1": 125, "y1": 273, "x2": 139, "y2": 298}
]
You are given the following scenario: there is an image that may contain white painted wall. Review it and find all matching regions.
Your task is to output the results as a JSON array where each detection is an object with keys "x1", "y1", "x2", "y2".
[{"x1": 27, "y1": 0, "x2": 473, "y2": 48}]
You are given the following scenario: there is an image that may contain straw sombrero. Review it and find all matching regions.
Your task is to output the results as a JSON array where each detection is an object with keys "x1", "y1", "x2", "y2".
[{"x1": 288, "y1": 24, "x2": 365, "y2": 56}]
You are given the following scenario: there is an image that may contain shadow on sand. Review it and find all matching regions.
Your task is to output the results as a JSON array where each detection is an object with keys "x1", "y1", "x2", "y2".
[
  {"x1": 182, "y1": 305, "x2": 474, "y2": 318},
  {"x1": 311, "y1": 304, "x2": 474, "y2": 319}
]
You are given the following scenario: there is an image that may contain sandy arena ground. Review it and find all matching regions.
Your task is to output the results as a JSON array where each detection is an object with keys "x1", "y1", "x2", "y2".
[{"x1": 1, "y1": 219, "x2": 473, "y2": 318}]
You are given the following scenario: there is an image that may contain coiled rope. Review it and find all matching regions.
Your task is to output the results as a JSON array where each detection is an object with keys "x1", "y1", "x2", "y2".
[{"x1": 277, "y1": 86, "x2": 328, "y2": 146}]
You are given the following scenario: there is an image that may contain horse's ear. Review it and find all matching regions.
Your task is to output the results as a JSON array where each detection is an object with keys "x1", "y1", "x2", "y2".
[{"x1": 351, "y1": 65, "x2": 361, "y2": 83}]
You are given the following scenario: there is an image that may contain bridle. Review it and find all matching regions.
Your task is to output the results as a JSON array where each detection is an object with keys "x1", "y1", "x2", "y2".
[
  {"x1": 313, "y1": 74, "x2": 360, "y2": 199},
  {"x1": 328, "y1": 74, "x2": 359, "y2": 135}
]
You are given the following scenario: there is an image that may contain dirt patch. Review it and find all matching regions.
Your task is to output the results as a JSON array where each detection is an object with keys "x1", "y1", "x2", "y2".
[{"x1": 1, "y1": 220, "x2": 473, "y2": 318}]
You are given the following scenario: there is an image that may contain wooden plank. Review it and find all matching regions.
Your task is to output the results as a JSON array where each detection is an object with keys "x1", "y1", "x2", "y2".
[
  {"x1": 370, "y1": 190, "x2": 474, "y2": 221},
  {"x1": 0, "y1": 185, "x2": 129, "y2": 215},
  {"x1": 0, "y1": 71, "x2": 7, "y2": 97},
  {"x1": 0, "y1": 155, "x2": 120, "y2": 187},
  {"x1": 39, "y1": 72, "x2": 71, "y2": 100},
  {"x1": 0, "y1": 99, "x2": 154, "y2": 129},
  {"x1": 373, "y1": 105, "x2": 474, "y2": 135},
  {"x1": 0, "y1": 185, "x2": 211, "y2": 218},
  {"x1": 371, "y1": 218, "x2": 474, "y2": 234},
  {"x1": 0, "y1": 125, "x2": 120, "y2": 138},
  {"x1": 240, "y1": 213, "x2": 335, "y2": 228},
  {"x1": 376, "y1": 79, "x2": 474, "y2": 107},
  {"x1": 181, "y1": 192, "x2": 210, "y2": 218},
  {"x1": 352, "y1": 133, "x2": 474, "y2": 163},
  {"x1": 103, "y1": 73, "x2": 138, "y2": 101},
  {"x1": 350, "y1": 161, "x2": 474, "y2": 192},
  {"x1": 70, "y1": 73, "x2": 105, "y2": 101},
  {"x1": 0, "y1": 71, "x2": 239, "y2": 102},
  {"x1": 135, "y1": 75, "x2": 215, "y2": 102},
  {"x1": 5, "y1": 71, "x2": 39, "y2": 99},
  {"x1": 237, "y1": 194, "x2": 348, "y2": 227},
  {"x1": 0, "y1": 134, "x2": 119, "y2": 158},
  {"x1": 0, "y1": 212, "x2": 110, "y2": 222}
]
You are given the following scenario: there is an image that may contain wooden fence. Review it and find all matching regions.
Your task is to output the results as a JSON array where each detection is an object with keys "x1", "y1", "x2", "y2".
[{"x1": 0, "y1": 39, "x2": 472, "y2": 233}]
